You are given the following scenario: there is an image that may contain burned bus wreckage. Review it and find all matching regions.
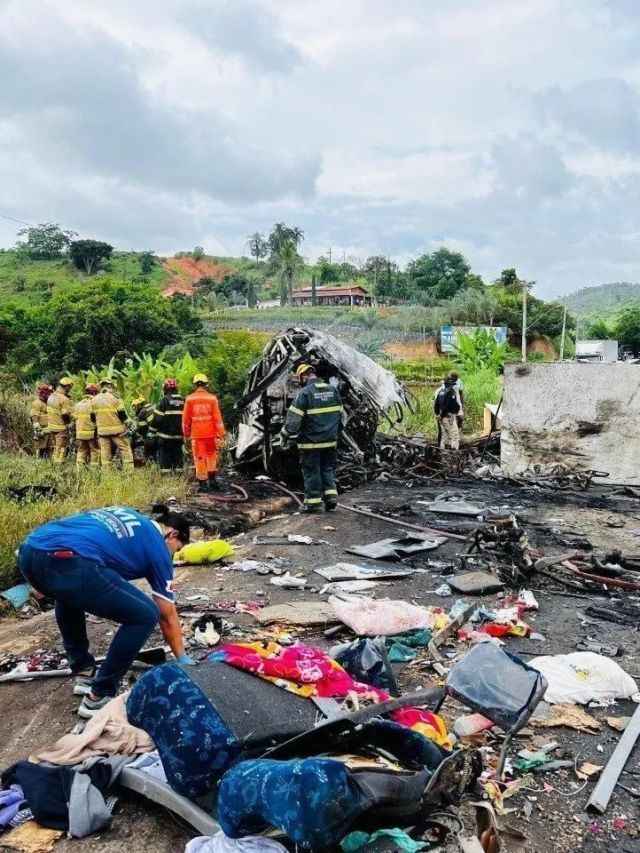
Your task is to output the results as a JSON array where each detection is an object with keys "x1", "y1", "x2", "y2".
[{"x1": 233, "y1": 328, "x2": 413, "y2": 485}]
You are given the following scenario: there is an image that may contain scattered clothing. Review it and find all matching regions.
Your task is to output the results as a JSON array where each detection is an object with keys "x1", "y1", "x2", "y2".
[
  {"x1": 2, "y1": 757, "x2": 129, "y2": 838},
  {"x1": 126, "y1": 750, "x2": 167, "y2": 783},
  {"x1": 0, "y1": 785, "x2": 26, "y2": 828},
  {"x1": 34, "y1": 692, "x2": 153, "y2": 766},
  {"x1": 342, "y1": 828, "x2": 429, "y2": 852},
  {"x1": 0, "y1": 820, "x2": 62, "y2": 852},
  {"x1": 185, "y1": 833, "x2": 288, "y2": 853}
]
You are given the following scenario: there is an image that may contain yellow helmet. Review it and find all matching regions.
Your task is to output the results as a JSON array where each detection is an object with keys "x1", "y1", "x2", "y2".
[
  {"x1": 193, "y1": 373, "x2": 209, "y2": 384},
  {"x1": 131, "y1": 396, "x2": 146, "y2": 406},
  {"x1": 59, "y1": 377, "x2": 74, "y2": 387},
  {"x1": 99, "y1": 377, "x2": 114, "y2": 386},
  {"x1": 295, "y1": 363, "x2": 312, "y2": 380}
]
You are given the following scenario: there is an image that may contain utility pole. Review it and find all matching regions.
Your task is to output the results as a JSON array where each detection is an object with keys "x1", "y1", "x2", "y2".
[
  {"x1": 521, "y1": 279, "x2": 527, "y2": 363},
  {"x1": 328, "y1": 247, "x2": 332, "y2": 264},
  {"x1": 559, "y1": 304, "x2": 567, "y2": 361}
]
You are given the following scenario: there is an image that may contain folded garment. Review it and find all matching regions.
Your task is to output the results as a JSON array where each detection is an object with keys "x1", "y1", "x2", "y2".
[
  {"x1": 186, "y1": 832, "x2": 288, "y2": 852},
  {"x1": 34, "y1": 692, "x2": 153, "y2": 765}
]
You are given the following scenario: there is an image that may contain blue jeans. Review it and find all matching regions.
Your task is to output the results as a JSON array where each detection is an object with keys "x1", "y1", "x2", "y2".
[{"x1": 18, "y1": 544, "x2": 159, "y2": 698}]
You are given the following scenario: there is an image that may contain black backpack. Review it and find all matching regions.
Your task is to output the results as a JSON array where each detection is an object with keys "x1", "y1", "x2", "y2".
[{"x1": 436, "y1": 384, "x2": 460, "y2": 415}]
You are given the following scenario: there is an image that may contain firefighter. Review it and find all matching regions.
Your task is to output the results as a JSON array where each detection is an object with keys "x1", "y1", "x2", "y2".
[
  {"x1": 30, "y1": 383, "x2": 54, "y2": 458},
  {"x1": 73, "y1": 384, "x2": 100, "y2": 467},
  {"x1": 182, "y1": 373, "x2": 225, "y2": 492},
  {"x1": 47, "y1": 377, "x2": 75, "y2": 464},
  {"x1": 131, "y1": 397, "x2": 157, "y2": 461},
  {"x1": 281, "y1": 363, "x2": 343, "y2": 513},
  {"x1": 91, "y1": 378, "x2": 134, "y2": 468},
  {"x1": 153, "y1": 378, "x2": 185, "y2": 473}
]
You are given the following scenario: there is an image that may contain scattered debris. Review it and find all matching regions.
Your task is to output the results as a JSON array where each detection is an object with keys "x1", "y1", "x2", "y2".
[
  {"x1": 587, "y1": 703, "x2": 640, "y2": 813},
  {"x1": 346, "y1": 535, "x2": 445, "y2": 561},
  {"x1": 532, "y1": 703, "x2": 602, "y2": 732},
  {"x1": 314, "y1": 562, "x2": 413, "y2": 582}
]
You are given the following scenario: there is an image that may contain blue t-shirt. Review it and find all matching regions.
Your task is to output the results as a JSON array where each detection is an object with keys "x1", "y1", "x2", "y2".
[{"x1": 25, "y1": 507, "x2": 175, "y2": 602}]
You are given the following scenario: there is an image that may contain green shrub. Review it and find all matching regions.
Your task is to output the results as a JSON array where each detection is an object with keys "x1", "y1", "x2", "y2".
[{"x1": 0, "y1": 454, "x2": 188, "y2": 585}]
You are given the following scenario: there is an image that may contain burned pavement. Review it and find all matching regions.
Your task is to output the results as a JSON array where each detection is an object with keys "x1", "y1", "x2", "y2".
[{"x1": 2, "y1": 336, "x2": 640, "y2": 852}]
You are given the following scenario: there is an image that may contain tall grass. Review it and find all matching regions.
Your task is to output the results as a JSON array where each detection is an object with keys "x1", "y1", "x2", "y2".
[{"x1": 0, "y1": 454, "x2": 188, "y2": 585}]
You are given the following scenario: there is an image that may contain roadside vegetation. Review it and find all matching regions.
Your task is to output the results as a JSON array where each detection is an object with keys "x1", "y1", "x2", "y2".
[{"x1": 0, "y1": 456, "x2": 188, "y2": 585}]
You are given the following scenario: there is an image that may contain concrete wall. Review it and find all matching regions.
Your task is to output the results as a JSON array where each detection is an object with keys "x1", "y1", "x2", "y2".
[{"x1": 501, "y1": 363, "x2": 640, "y2": 482}]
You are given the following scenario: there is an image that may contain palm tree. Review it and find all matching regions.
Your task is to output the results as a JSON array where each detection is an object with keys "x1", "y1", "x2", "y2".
[
  {"x1": 246, "y1": 232, "x2": 268, "y2": 267},
  {"x1": 290, "y1": 226, "x2": 305, "y2": 247},
  {"x1": 278, "y1": 239, "x2": 302, "y2": 305}
]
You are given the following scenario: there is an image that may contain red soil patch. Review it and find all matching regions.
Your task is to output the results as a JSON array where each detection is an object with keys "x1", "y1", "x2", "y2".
[{"x1": 161, "y1": 257, "x2": 231, "y2": 297}]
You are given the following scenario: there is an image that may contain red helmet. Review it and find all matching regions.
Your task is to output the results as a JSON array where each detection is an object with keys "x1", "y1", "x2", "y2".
[
  {"x1": 38, "y1": 383, "x2": 53, "y2": 397},
  {"x1": 85, "y1": 384, "x2": 100, "y2": 396},
  {"x1": 164, "y1": 377, "x2": 178, "y2": 392}
]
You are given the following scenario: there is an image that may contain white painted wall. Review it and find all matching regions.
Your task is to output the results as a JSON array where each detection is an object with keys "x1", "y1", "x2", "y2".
[{"x1": 501, "y1": 363, "x2": 640, "y2": 482}]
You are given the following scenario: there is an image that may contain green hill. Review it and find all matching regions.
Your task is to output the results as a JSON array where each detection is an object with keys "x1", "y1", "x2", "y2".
[
  {"x1": 562, "y1": 281, "x2": 640, "y2": 318},
  {"x1": 0, "y1": 249, "x2": 169, "y2": 300}
]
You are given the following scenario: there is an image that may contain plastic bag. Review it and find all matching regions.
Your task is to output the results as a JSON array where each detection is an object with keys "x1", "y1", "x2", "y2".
[{"x1": 529, "y1": 652, "x2": 638, "y2": 705}]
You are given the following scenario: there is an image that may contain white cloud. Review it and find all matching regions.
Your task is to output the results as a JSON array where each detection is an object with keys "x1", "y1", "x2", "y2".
[{"x1": 0, "y1": 0, "x2": 640, "y2": 295}]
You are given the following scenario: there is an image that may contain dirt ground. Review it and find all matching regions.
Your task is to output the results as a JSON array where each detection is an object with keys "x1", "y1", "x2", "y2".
[{"x1": 2, "y1": 475, "x2": 640, "y2": 852}]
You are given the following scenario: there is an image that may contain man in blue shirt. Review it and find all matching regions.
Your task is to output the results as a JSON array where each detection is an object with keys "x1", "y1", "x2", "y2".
[{"x1": 18, "y1": 505, "x2": 193, "y2": 718}]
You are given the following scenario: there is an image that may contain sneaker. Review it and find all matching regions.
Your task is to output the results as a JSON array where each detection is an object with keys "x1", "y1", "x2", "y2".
[
  {"x1": 73, "y1": 674, "x2": 95, "y2": 697},
  {"x1": 78, "y1": 694, "x2": 112, "y2": 719}
]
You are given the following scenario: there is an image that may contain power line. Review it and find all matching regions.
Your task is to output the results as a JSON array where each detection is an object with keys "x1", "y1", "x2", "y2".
[{"x1": 0, "y1": 212, "x2": 32, "y2": 227}]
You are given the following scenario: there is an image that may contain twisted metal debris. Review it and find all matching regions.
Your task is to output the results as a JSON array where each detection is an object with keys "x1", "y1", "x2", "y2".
[{"x1": 234, "y1": 327, "x2": 410, "y2": 479}]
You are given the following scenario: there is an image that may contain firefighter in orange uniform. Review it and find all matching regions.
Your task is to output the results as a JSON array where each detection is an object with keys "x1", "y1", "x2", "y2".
[{"x1": 182, "y1": 373, "x2": 225, "y2": 492}]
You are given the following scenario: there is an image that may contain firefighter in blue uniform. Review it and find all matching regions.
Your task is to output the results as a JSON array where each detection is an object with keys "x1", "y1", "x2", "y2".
[{"x1": 281, "y1": 363, "x2": 343, "y2": 513}]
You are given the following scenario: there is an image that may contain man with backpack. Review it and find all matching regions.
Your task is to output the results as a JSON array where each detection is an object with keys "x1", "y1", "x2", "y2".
[{"x1": 434, "y1": 376, "x2": 463, "y2": 450}]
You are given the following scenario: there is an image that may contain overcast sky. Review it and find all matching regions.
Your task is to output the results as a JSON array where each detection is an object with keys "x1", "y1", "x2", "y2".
[{"x1": 1, "y1": 0, "x2": 639, "y2": 297}]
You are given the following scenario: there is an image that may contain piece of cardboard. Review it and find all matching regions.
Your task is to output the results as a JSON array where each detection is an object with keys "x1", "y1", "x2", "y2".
[
  {"x1": 448, "y1": 571, "x2": 505, "y2": 594},
  {"x1": 253, "y1": 601, "x2": 340, "y2": 626}
]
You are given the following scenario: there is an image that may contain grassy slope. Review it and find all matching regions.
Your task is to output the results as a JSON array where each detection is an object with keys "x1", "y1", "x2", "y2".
[
  {"x1": 0, "y1": 455, "x2": 188, "y2": 585},
  {"x1": 0, "y1": 250, "x2": 169, "y2": 301}
]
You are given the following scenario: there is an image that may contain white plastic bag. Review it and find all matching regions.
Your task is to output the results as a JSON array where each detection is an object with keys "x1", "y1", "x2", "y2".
[{"x1": 529, "y1": 652, "x2": 638, "y2": 705}]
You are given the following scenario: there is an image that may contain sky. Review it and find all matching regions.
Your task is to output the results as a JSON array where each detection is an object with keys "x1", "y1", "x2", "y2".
[{"x1": 1, "y1": 0, "x2": 640, "y2": 298}]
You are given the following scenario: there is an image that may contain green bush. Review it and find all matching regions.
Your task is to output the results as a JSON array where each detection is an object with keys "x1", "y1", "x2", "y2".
[{"x1": 387, "y1": 358, "x2": 451, "y2": 383}]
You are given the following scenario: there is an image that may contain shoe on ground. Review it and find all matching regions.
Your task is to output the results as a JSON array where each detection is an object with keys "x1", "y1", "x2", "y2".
[
  {"x1": 324, "y1": 500, "x2": 338, "y2": 512},
  {"x1": 300, "y1": 504, "x2": 323, "y2": 514},
  {"x1": 208, "y1": 474, "x2": 220, "y2": 491},
  {"x1": 73, "y1": 673, "x2": 95, "y2": 696},
  {"x1": 196, "y1": 480, "x2": 210, "y2": 493},
  {"x1": 78, "y1": 694, "x2": 112, "y2": 719}
]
